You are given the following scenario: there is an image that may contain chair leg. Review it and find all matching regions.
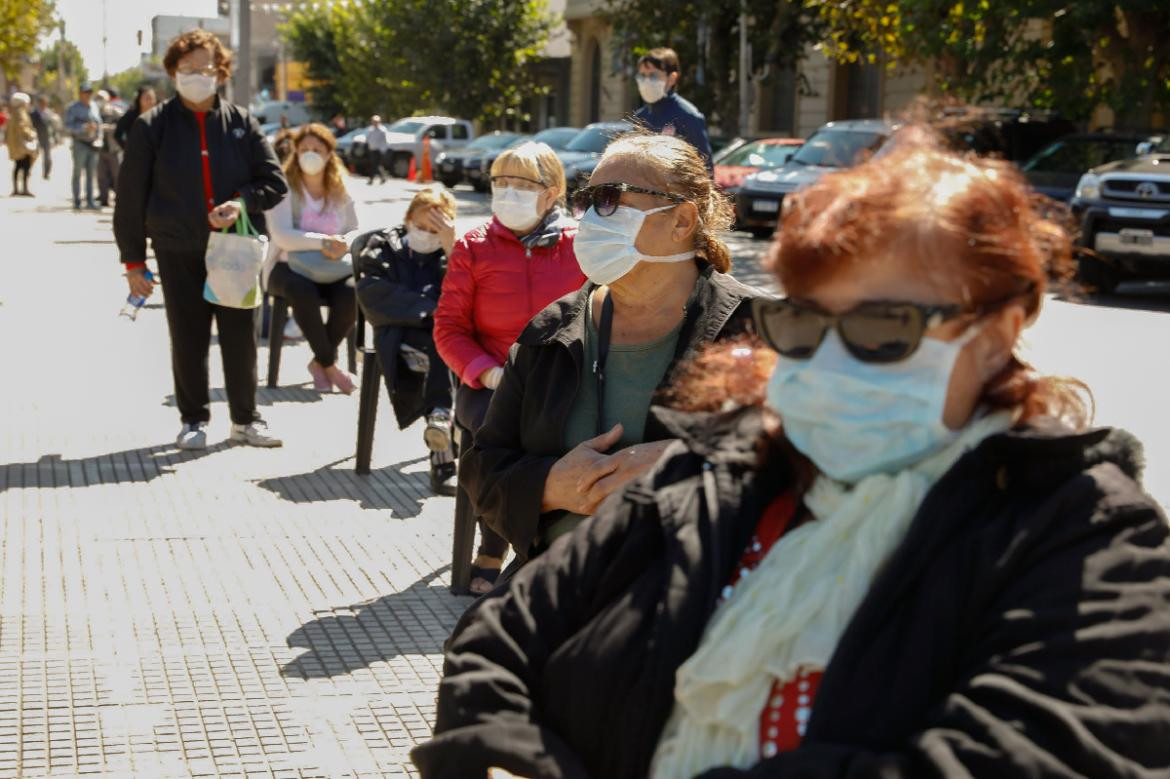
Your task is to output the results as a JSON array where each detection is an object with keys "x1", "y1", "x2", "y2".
[
  {"x1": 450, "y1": 425, "x2": 476, "y2": 595},
  {"x1": 346, "y1": 327, "x2": 357, "y2": 375},
  {"x1": 267, "y1": 298, "x2": 287, "y2": 389},
  {"x1": 354, "y1": 348, "x2": 382, "y2": 475}
]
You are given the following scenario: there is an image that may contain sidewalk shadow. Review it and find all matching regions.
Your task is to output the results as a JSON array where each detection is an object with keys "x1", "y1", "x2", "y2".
[
  {"x1": 255, "y1": 455, "x2": 437, "y2": 517},
  {"x1": 280, "y1": 564, "x2": 468, "y2": 680},
  {"x1": 163, "y1": 385, "x2": 329, "y2": 408},
  {"x1": 0, "y1": 442, "x2": 221, "y2": 493}
]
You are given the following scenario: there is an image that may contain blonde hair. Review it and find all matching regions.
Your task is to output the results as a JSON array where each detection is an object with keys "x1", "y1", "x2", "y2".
[
  {"x1": 490, "y1": 141, "x2": 567, "y2": 205},
  {"x1": 600, "y1": 133, "x2": 733, "y2": 272},
  {"x1": 284, "y1": 122, "x2": 348, "y2": 207},
  {"x1": 405, "y1": 185, "x2": 457, "y2": 223}
]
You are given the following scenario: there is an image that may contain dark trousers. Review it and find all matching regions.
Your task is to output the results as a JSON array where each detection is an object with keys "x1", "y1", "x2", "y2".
[
  {"x1": 267, "y1": 262, "x2": 357, "y2": 367},
  {"x1": 97, "y1": 150, "x2": 119, "y2": 205},
  {"x1": 456, "y1": 385, "x2": 509, "y2": 559},
  {"x1": 156, "y1": 248, "x2": 260, "y2": 426},
  {"x1": 40, "y1": 143, "x2": 51, "y2": 179},
  {"x1": 11, "y1": 157, "x2": 31, "y2": 192}
]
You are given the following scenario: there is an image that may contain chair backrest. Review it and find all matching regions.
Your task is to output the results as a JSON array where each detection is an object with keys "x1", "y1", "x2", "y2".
[{"x1": 348, "y1": 228, "x2": 384, "y2": 350}]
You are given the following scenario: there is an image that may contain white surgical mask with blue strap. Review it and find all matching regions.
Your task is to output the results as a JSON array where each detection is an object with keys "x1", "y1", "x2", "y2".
[
  {"x1": 766, "y1": 322, "x2": 988, "y2": 483},
  {"x1": 574, "y1": 204, "x2": 695, "y2": 286}
]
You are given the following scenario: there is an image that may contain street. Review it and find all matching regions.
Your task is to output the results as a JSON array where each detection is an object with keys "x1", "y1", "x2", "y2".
[{"x1": 0, "y1": 146, "x2": 1168, "y2": 778}]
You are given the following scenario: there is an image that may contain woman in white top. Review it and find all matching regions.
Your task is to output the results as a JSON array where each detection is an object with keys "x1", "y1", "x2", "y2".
[{"x1": 265, "y1": 123, "x2": 360, "y2": 393}]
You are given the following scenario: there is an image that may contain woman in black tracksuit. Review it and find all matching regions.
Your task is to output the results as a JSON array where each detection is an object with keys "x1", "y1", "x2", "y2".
[{"x1": 114, "y1": 30, "x2": 287, "y2": 450}]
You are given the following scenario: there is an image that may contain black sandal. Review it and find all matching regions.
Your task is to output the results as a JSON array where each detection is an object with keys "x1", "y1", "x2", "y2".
[{"x1": 468, "y1": 565, "x2": 501, "y2": 593}]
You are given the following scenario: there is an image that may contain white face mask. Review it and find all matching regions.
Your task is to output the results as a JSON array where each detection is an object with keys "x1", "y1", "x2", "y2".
[
  {"x1": 491, "y1": 186, "x2": 544, "y2": 232},
  {"x1": 298, "y1": 150, "x2": 326, "y2": 176},
  {"x1": 175, "y1": 72, "x2": 218, "y2": 104},
  {"x1": 574, "y1": 204, "x2": 694, "y2": 286},
  {"x1": 636, "y1": 75, "x2": 668, "y2": 104},
  {"x1": 405, "y1": 225, "x2": 442, "y2": 254}
]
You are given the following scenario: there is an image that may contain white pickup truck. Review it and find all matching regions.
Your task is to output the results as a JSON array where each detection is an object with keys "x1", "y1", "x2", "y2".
[{"x1": 371, "y1": 116, "x2": 477, "y2": 179}]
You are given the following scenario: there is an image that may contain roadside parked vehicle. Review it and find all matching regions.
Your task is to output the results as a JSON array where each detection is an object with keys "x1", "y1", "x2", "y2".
[
  {"x1": 736, "y1": 119, "x2": 898, "y2": 238},
  {"x1": 555, "y1": 122, "x2": 634, "y2": 194},
  {"x1": 436, "y1": 131, "x2": 524, "y2": 188},
  {"x1": 1071, "y1": 136, "x2": 1170, "y2": 293},
  {"x1": 252, "y1": 100, "x2": 315, "y2": 127},
  {"x1": 1022, "y1": 132, "x2": 1158, "y2": 202},
  {"x1": 715, "y1": 137, "x2": 803, "y2": 191},
  {"x1": 380, "y1": 116, "x2": 476, "y2": 179},
  {"x1": 464, "y1": 126, "x2": 582, "y2": 193}
]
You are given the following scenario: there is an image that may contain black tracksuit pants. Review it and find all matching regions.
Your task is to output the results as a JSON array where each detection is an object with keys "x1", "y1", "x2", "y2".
[{"x1": 156, "y1": 248, "x2": 260, "y2": 426}]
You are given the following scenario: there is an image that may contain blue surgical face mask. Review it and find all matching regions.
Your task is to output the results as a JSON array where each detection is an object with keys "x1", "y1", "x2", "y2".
[
  {"x1": 574, "y1": 204, "x2": 695, "y2": 286},
  {"x1": 766, "y1": 323, "x2": 985, "y2": 482}
]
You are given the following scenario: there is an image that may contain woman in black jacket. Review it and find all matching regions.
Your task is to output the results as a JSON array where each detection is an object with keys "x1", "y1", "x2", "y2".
[
  {"x1": 355, "y1": 186, "x2": 458, "y2": 495},
  {"x1": 412, "y1": 138, "x2": 1170, "y2": 778},
  {"x1": 112, "y1": 85, "x2": 156, "y2": 153},
  {"x1": 462, "y1": 134, "x2": 759, "y2": 573},
  {"x1": 113, "y1": 30, "x2": 287, "y2": 449}
]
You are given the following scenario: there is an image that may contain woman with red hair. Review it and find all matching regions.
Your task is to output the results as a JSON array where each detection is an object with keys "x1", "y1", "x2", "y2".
[{"x1": 411, "y1": 133, "x2": 1170, "y2": 778}]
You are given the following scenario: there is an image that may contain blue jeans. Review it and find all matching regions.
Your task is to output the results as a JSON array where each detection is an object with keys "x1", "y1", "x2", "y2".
[{"x1": 71, "y1": 143, "x2": 98, "y2": 207}]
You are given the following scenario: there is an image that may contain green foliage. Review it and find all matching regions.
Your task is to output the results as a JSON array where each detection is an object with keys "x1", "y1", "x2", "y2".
[
  {"x1": 0, "y1": 0, "x2": 57, "y2": 80},
  {"x1": 105, "y1": 60, "x2": 170, "y2": 105},
  {"x1": 282, "y1": 0, "x2": 553, "y2": 125},
  {"x1": 37, "y1": 39, "x2": 87, "y2": 105},
  {"x1": 809, "y1": 1, "x2": 1170, "y2": 128}
]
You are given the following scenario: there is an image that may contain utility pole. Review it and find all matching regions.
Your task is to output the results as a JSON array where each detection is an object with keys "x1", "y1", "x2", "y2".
[
  {"x1": 102, "y1": 0, "x2": 109, "y2": 84},
  {"x1": 237, "y1": 0, "x2": 252, "y2": 106},
  {"x1": 738, "y1": 1, "x2": 752, "y2": 137},
  {"x1": 59, "y1": 21, "x2": 70, "y2": 108}
]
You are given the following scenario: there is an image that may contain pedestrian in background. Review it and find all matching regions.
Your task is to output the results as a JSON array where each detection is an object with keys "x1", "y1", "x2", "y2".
[
  {"x1": 30, "y1": 95, "x2": 57, "y2": 181},
  {"x1": 434, "y1": 141, "x2": 585, "y2": 593},
  {"x1": 113, "y1": 86, "x2": 157, "y2": 151},
  {"x1": 264, "y1": 122, "x2": 360, "y2": 395},
  {"x1": 65, "y1": 82, "x2": 102, "y2": 210},
  {"x1": 633, "y1": 47, "x2": 713, "y2": 171},
  {"x1": 6, "y1": 93, "x2": 38, "y2": 197},
  {"x1": 365, "y1": 115, "x2": 389, "y2": 185},
  {"x1": 355, "y1": 186, "x2": 459, "y2": 496},
  {"x1": 330, "y1": 114, "x2": 347, "y2": 137},
  {"x1": 95, "y1": 89, "x2": 122, "y2": 207},
  {"x1": 114, "y1": 29, "x2": 288, "y2": 450}
]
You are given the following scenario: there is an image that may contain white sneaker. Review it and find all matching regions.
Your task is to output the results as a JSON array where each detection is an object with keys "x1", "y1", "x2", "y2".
[
  {"x1": 229, "y1": 420, "x2": 283, "y2": 447},
  {"x1": 176, "y1": 422, "x2": 208, "y2": 450}
]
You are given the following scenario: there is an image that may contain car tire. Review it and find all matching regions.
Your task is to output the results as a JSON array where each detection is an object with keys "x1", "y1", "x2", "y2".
[
  {"x1": 473, "y1": 181, "x2": 490, "y2": 194},
  {"x1": 390, "y1": 152, "x2": 413, "y2": 179},
  {"x1": 440, "y1": 176, "x2": 460, "y2": 188},
  {"x1": 1077, "y1": 254, "x2": 1121, "y2": 295},
  {"x1": 750, "y1": 227, "x2": 775, "y2": 240}
]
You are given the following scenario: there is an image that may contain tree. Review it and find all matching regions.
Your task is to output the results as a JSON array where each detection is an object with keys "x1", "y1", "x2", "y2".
[
  {"x1": 0, "y1": 0, "x2": 56, "y2": 81},
  {"x1": 809, "y1": 1, "x2": 1170, "y2": 129},
  {"x1": 38, "y1": 38, "x2": 87, "y2": 99},
  {"x1": 106, "y1": 61, "x2": 170, "y2": 105},
  {"x1": 602, "y1": 0, "x2": 826, "y2": 135}
]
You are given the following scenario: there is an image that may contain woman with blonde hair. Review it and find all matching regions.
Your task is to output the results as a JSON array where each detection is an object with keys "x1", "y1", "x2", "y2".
[
  {"x1": 265, "y1": 122, "x2": 360, "y2": 394},
  {"x1": 6, "y1": 93, "x2": 37, "y2": 197},
  {"x1": 434, "y1": 140, "x2": 585, "y2": 592}
]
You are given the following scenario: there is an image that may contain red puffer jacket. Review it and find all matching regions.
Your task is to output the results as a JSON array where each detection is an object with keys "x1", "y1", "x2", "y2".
[{"x1": 435, "y1": 214, "x2": 585, "y2": 388}]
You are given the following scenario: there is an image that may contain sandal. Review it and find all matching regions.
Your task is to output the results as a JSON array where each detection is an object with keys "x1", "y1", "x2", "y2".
[{"x1": 468, "y1": 564, "x2": 501, "y2": 595}]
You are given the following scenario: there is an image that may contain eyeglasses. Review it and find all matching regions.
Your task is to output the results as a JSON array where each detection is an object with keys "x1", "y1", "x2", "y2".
[
  {"x1": 491, "y1": 175, "x2": 545, "y2": 192},
  {"x1": 752, "y1": 297, "x2": 981, "y2": 364},
  {"x1": 571, "y1": 183, "x2": 686, "y2": 218},
  {"x1": 176, "y1": 66, "x2": 218, "y2": 77}
]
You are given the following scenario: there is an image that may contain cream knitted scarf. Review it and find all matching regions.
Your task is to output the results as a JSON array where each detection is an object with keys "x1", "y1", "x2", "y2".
[{"x1": 649, "y1": 411, "x2": 1015, "y2": 777}]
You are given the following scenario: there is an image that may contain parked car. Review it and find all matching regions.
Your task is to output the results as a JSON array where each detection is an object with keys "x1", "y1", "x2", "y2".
[
  {"x1": 348, "y1": 116, "x2": 477, "y2": 179},
  {"x1": 436, "y1": 131, "x2": 524, "y2": 188},
  {"x1": 736, "y1": 119, "x2": 899, "y2": 238},
  {"x1": 1071, "y1": 136, "x2": 1170, "y2": 293},
  {"x1": 554, "y1": 122, "x2": 634, "y2": 194},
  {"x1": 1022, "y1": 132, "x2": 1158, "y2": 202},
  {"x1": 715, "y1": 137, "x2": 803, "y2": 192},
  {"x1": 465, "y1": 126, "x2": 582, "y2": 192},
  {"x1": 252, "y1": 100, "x2": 315, "y2": 127}
]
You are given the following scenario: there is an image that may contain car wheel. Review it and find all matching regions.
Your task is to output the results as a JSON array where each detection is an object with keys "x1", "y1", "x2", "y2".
[
  {"x1": 473, "y1": 180, "x2": 490, "y2": 194},
  {"x1": 389, "y1": 152, "x2": 413, "y2": 179},
  {"x1": 440, "y1": 176, "x2": 460, "y2": 188},
  {"x1": 750, "y1": 227, "x2": 775, "y2": 240},
  {"x1": 1077, "y1": 254, "x2": 1121, "y2": 295}
]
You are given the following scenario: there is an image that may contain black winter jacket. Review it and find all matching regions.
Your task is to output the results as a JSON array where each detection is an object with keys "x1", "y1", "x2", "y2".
[
  {"x1": 113, "y1": 96, "x2": 287, "y2": 263},
  {"x1": 462, "y1": 263, "x2": 760, "y2": 560},
  {"x1": 413, "y1": 406, "x2": 1170, "y2": 779}
]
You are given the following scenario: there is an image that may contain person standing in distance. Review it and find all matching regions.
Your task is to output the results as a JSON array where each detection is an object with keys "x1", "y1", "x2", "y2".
[
  {"x1": 632, "y1": 48, "x2": 713, "y2": 172},
  {"x1": 365, "y1": 115, "x2": 389, "y2": 185},
  {"x1": 64, "y1": 82, "x2": 102, "y2": 210},
  {"x1": 30, "y1": 95, "x2": 57, "y2": 181},
  {"x1": 114, "y1": 29, "x2": 289, "y2": 450}
]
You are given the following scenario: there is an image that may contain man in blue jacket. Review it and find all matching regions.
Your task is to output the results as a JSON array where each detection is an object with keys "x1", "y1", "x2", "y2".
[{"x1": 632, "y1": 48, "x2": 713, "y2": 171}]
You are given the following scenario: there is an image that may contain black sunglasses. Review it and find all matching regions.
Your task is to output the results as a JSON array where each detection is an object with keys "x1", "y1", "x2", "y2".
[
  {"x1": 752, "y1": 297, "x2": 977, "y2": 364},
  {"x1": 571, "y1": 183, "x2": 686, "y2": 219}
]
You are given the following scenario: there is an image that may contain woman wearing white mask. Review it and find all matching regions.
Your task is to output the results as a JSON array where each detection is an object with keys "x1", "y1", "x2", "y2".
[
  {"x1": 265, "y1": 123, "x2": 360, "y2": 394},
  {"x1": 459, "y1": 133, "x2": 757, "y2": 573},
  {"x1": 114, "y1": 29, "x2": 288, "y2": 449},
  {"x1": 434, "y1": 141, "x2": 585, "y2": 593},
  {"x1": 413, "y1": 134, "x2": 1170, "y2": 779}
]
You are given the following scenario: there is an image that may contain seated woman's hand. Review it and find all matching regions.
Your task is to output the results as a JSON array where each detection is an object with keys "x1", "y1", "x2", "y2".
[
  {"x1": 541, "y1": 424, "x2": 624, "y2": 514},
  {"x1": 418, "y1": 206, "x2": 456, "y2": 256},
  {"x1": 575, "y1": 439, "x2": 676, "y2": 509},
  {"x1": 479, "y1": 365, "x2": 504, "y2": 390},
  {"x1": 322, "y1": 236, "x2": 349, "y2": 259}
]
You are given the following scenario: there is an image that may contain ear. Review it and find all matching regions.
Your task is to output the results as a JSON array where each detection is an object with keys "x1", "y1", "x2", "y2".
[
  {"x1": 668, "y1": 71, "x2": 680, "y2": 91},
  {"x1": 671, "y1": 202, "x2": 699, "y2": 244},
  {"x1": 977, "y1": 303, "x2": 1026, "y2": 380},
  {"x1": 540, "y1": 187, "x2": 560, "y2": 214}
]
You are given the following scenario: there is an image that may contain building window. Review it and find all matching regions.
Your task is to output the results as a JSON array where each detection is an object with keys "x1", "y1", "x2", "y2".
[{"x1": 768, "y1": 68, "x2": 797, "y2": 135}]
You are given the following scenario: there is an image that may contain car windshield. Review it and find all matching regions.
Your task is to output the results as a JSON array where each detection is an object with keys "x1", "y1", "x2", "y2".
[
  {"x1": 386, "y1": 119, "x2": 425, "y2": 134},
  {"x1": 532, "y1": 127, "x2": 581, "y2": 150},
  {"x1": 467, "y1": 134, "x2": 519, "y2": 151},
  {"x1": 565, "y1": 126, "x2": 621, "y2": 153},
  {"x1": 720, "y1": 141, "x2": 801, "y2": 168},
  {"x1": 790, "y1": 130, "x2": 885, "y2": 168},
  {"x1": 1022, "y1": 138, "x2": 1145, "y2": 174},
  {"x1": 1154, "y1": 136, "x2": 1170, "y2": 154}
]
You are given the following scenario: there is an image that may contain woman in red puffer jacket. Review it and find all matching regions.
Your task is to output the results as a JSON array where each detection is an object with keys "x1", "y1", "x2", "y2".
[{"x1": 434, "y1": 141, "x2": 585, "y2": 593}]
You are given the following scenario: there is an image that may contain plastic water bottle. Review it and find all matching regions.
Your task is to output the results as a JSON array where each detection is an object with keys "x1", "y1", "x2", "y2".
[{"x1": 119, "y1": 270, "x2": 155, "y2": 321}]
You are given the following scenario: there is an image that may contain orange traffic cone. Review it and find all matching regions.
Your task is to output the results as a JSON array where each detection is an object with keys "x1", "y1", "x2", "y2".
[
  {"x1": 420, "y1": 136, "x2": 433, "y2": 183},
  {"x1": 407, "y1": 154, "x2": 417, "y2": 181}
]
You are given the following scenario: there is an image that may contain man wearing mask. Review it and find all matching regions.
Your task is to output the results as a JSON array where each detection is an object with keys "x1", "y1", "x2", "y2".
[
  {"x1": 30, "y1": 95, "x2": 57, "y2": 181},
  {"x1": 64, "y1": 82, "x2": 102, "y2": 210},
  {"x1": 95, "y1": 89, "x2": 122, "y2": 207},
  {"x1": 366, "y1": 115, "x2": 389, "y2": 185},
  {"x1": 632, "y1": 48, "x2": 713, "y2": 172}
]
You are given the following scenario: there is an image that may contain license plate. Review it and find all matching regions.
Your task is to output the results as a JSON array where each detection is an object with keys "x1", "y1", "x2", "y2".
[
  {"x1": 752, "y1": 199, "x2": 780, "y2": 213},
  {"x1": 1120, "y1": 228, "x2": 1155, "y2": 246}
]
